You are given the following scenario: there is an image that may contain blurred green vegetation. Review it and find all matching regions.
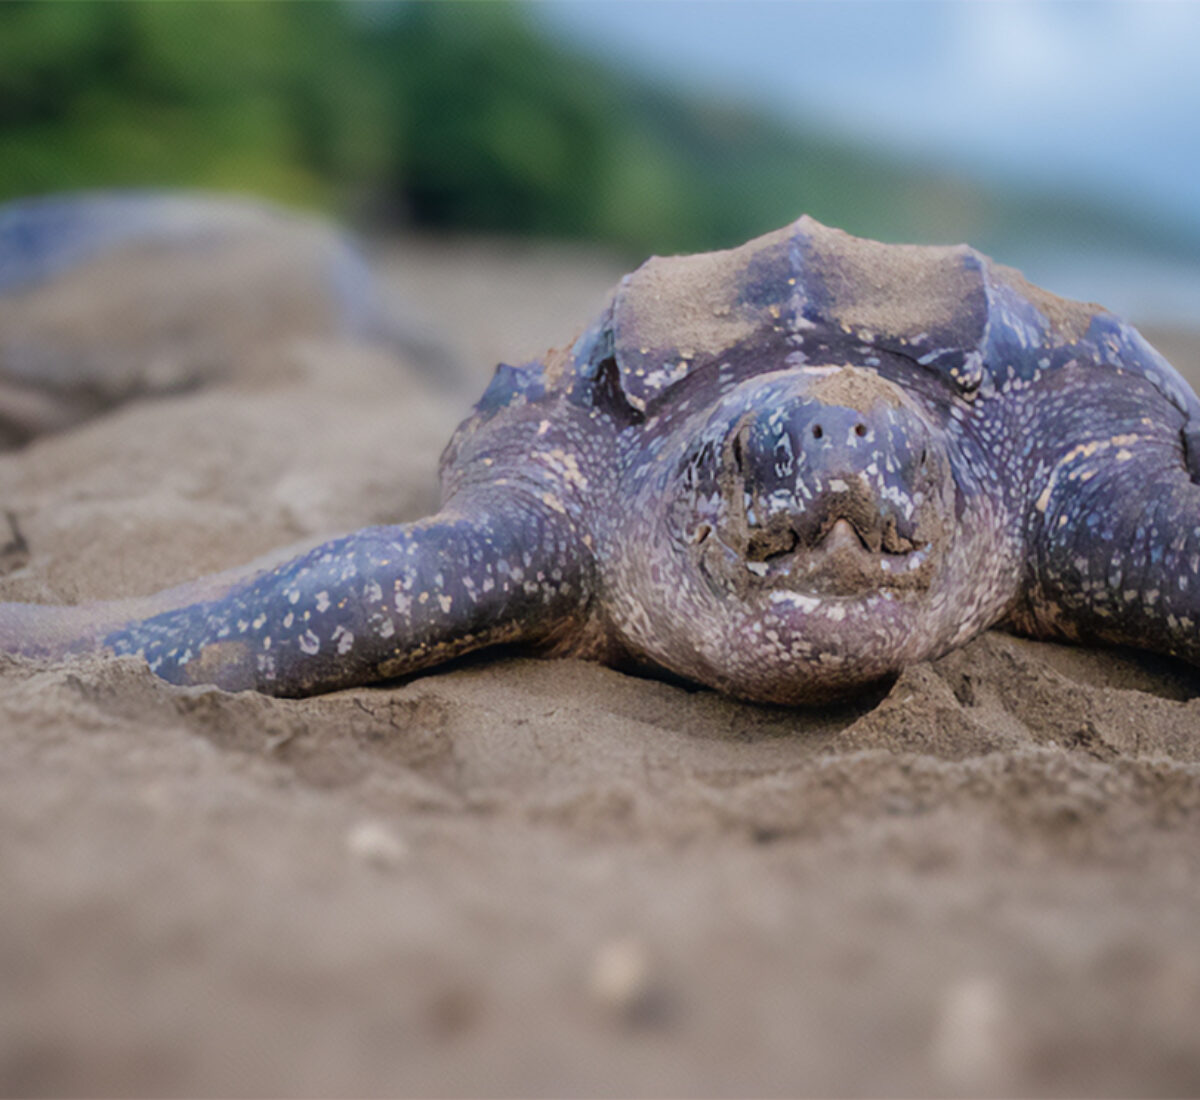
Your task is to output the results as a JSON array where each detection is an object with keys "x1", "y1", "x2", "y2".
[
  {"x1": 0, "y1": 0, "x2": 1192, "y2": 260},
  {"x1": 0, "y1": 2, "x2": 381, "y2": 210}
]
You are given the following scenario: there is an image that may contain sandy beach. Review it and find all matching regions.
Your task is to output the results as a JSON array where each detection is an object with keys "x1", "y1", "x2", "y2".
[{"x1": 2, "y1": 238, "x2": 1200, "y2": 1097}]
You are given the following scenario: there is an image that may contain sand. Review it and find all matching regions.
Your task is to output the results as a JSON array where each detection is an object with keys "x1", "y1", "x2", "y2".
[{"x1": 2, "y1": 237, "x2": 1200, "y2": 1097}]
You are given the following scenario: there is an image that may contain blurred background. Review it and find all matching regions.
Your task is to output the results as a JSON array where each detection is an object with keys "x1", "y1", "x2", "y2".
[{"x1": 2, "y1": 0, "x2": 1198, "y2": 327}]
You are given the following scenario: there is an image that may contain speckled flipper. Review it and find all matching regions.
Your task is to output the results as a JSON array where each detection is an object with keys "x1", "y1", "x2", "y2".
[
  {"x1": 1014, "y1": 358, "x2": 1200, "y2": 664},
  {"x1": 0, "y1": 494, "x2": 589, "y2": 695}
]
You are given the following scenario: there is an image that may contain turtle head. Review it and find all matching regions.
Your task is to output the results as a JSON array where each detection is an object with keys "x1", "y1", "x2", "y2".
[{"x1": 607, "y1": 364, "x2": 975, "y2": 702}]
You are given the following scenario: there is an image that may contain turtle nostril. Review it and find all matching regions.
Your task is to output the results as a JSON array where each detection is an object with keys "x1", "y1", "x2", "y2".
[
  {"x1": 854, "y1": 423, "x2": 867, "y2": 437},
  {"x1": 812, "y1": 424, "x2": 823, "y2": 440}
]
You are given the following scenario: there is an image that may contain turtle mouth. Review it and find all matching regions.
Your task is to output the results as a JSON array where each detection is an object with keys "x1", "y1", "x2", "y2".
[
  {"x1": 693, "y1": 501, "x2": 936, "y2": 598},
  {"x1": 672, "y1": 373, "x2": 949, "y2": 602},
  {"x1": 742, "y1": 510, "x2": 925, "y2": 563}
]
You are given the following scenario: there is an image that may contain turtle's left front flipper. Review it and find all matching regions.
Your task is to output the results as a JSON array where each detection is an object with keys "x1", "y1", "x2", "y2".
[
  {"x1": 1016, "y1": 371, "x2": 1200, "y2": 666},
  {"x1": 0, "y1": 491, "x2": 592, "y2": 695}
]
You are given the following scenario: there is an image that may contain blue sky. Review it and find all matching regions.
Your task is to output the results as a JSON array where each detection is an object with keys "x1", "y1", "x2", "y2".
[{"x1": 535, "y1": 2, "x2": 1200, "y2": 237}]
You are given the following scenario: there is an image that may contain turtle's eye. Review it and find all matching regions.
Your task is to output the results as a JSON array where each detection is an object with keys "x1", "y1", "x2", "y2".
[
  {"x1": 1183, "y1": 424, "x2": 1200, "y2": 484},
  {"x1": 570, "y1": 317, "x2": 642, "y2": 422},
  {"x1": 586, "y1": 354, "x2": 644, "y2": 422}
]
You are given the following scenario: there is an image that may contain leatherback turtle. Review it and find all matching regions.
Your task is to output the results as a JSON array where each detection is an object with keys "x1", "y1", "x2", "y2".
[
  {"x1": 3, "y1": 213, "x2": 1199, "y2": 703},
  {"x1": 0, "y1": 190, "x2": 451, "y2": 446}
]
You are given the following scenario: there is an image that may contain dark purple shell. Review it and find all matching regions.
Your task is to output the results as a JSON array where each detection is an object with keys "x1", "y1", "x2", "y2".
[{"x1": 567, "y1": 216, "x2": 1200, "y2": 424}]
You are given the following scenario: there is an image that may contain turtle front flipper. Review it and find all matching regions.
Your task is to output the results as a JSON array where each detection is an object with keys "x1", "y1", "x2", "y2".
[
  {"x1": 1014, "y1": 367, "x2": 1200, "y2": 667},
  {"x1": 0, "y1": 492, "x2": 591, "y2": 695}
]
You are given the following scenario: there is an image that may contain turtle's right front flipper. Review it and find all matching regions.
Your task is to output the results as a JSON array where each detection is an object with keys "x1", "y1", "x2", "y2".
[{"x1": 0, "y1": 490, "x2": 592, "y2": 696}]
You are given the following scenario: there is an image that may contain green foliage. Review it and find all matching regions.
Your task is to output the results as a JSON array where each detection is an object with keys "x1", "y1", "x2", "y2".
[
  {"x1": 360, "y1": 2, "x2": 975, "y2": 251},
  {"x1": 0, "y1": 0, "x2": 1193, "y2": 261},
  {"x1": 0, "y1": 1, "x2": 382, "y2": 209}
]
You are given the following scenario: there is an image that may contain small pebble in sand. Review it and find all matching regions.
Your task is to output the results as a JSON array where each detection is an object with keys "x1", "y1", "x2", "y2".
[
  {"x1": 930, "y1": 974, "x2": 1009, "y2": 1090},
  {"x1": 345, "y1": 819, "x2": 409, "y2": 868},
  {"x1": 588, "y1": 936, "x2": 655, "y2": 1018}
]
